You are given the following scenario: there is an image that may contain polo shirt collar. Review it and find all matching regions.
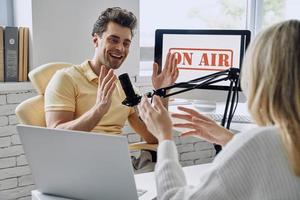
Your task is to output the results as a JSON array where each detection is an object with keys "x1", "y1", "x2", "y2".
[{"x1": 80, "y1": 60, "x2": 98, "y2": 82}]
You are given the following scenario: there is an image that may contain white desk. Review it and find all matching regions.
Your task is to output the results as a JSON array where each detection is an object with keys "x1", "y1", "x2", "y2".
[{"x1": 31, "y1": 163, "x2": 212, "y2": 200}]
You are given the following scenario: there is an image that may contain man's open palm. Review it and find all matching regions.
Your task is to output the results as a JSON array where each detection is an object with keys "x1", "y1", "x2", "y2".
[{"x1": 152, "y1": 53, "x2": 179, "y2": 89}]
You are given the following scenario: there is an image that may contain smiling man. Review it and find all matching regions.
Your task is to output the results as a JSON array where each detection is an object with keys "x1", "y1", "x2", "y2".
[{"x1": 44, "y1": 7, "x2": 178, "y2": 172}]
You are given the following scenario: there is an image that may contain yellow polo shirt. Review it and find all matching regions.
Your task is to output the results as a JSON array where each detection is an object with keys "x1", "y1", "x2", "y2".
[{"x1": 44, "y1": 60, "x2": 135, "y2": 134}]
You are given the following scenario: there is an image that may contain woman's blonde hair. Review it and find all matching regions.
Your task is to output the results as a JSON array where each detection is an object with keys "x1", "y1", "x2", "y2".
[{"x1": 241, "y1": 20, "x2": 300, "y2": 176}]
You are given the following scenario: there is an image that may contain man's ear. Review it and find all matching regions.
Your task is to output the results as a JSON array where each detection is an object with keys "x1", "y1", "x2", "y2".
[{"x1": 92, "y1": 35, "x2": 99, "y2": 47}]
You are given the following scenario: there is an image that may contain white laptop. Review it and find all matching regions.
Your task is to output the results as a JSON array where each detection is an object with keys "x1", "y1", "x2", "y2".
[{"x1": 17, "y1": 125, "x2": 146, "y2": 200}]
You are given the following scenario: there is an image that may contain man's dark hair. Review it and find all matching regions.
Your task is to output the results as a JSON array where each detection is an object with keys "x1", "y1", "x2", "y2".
[{"x1": 92, "y1": 7, "x2": 137, "y2": 37}]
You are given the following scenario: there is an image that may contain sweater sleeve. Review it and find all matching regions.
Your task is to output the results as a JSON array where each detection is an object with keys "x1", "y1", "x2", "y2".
[
  {"x1": 155, "y1": 127, "x2": 293, "y2": 200},
  {"x1": 155, "y1": 140, "x2": 232, "y2": 200}
]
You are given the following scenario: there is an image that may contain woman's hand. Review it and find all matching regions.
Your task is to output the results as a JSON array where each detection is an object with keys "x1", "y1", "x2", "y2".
[
  {"x1": 172, "y1": 106, "x2": 234, "y2": 146},
  {"x1": 152, "y1": 52, "x2": 179, "y2": 90},
  {"x1": 138, "y1": 95, "x2": 173, "y2": 142}
]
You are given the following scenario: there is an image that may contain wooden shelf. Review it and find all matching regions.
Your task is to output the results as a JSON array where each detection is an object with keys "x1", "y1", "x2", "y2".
[{"x1": 0, "y1": 82, "x2": 34, "y2": 93}]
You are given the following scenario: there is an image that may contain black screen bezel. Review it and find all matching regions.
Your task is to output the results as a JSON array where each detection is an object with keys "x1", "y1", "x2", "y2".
[{"x1": 154, "y1": 29, "x2": 251, "y2": 91}]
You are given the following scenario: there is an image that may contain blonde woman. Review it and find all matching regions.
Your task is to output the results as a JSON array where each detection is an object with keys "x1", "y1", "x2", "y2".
[{"x1": 138, "y1": 20, "x2": 300, "y2": 199}]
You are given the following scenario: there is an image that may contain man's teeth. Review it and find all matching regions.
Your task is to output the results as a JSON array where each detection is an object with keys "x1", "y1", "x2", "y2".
[{"x1": 110, "y1": 53, "x2": 122, "y2": 58}]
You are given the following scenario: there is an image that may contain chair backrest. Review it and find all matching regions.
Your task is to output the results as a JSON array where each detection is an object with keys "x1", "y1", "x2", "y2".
[{"x1": 15, "y1": 62, "x2": 73, "y2": 126}]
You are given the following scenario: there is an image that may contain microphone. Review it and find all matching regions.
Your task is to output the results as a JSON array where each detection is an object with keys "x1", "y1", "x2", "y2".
[{"x1": 118, "y1": 73, "x2": 142, "y2": 107}]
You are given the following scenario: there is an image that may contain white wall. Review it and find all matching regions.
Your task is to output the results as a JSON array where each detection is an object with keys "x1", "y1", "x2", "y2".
[
  {"x1": 0, "y1": 0, "x2": 14, "y2": 26},
  {"x1": 13, "y1": 0, "x2": 140, "y2": 77}
]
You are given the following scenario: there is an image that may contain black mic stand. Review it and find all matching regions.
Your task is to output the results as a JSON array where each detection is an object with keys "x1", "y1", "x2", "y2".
[{"x1": 147, "y1": 68, "x2": 240, "y2": 154}]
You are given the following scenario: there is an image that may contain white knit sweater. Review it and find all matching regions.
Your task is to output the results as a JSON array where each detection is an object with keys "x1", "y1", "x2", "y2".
[{"x1": 155, "y1": 126, "x2": 300, "y2": 200}]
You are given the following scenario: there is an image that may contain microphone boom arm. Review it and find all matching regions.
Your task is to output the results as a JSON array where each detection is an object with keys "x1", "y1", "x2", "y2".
[{"x1": 147, "y1": 68, "x2": 240, "y2": 154}]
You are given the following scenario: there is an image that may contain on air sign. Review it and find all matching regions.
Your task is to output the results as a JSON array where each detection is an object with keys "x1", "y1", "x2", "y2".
[{"x1": 169, "y1": 48, "x2": 233, "y2": 71}]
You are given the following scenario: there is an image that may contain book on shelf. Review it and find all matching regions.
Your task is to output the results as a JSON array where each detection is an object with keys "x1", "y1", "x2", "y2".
[
  {"x1": 18, "y1": 27, "x2": 24, "y2": 82},
  {"x1": 18, "y1": 27, "x2": 29, "y2": 81},
  {"x1": 0, "y1": 26, "x2": 4, "y2": 82},
  {"x1": 0, "y1": 26, "x2": 30, "y2": 83},
  {"x1": 4, "y1": 27, "x2": 19, "y2": 82},
  {"x1": 23, "y1": 27, "x2": 29, "y2": 81}
]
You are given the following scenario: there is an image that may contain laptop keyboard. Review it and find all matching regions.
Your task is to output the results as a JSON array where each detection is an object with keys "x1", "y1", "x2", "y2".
[
  {"x1": 137, "y1": 188, "x2": 147, "y2": 197},
  {"x1": 169, "y1": 101, "x2": 253, "y2": 124},
  {"x1": 204, "y1": 113, "x2": 253, "y2": 123}
]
